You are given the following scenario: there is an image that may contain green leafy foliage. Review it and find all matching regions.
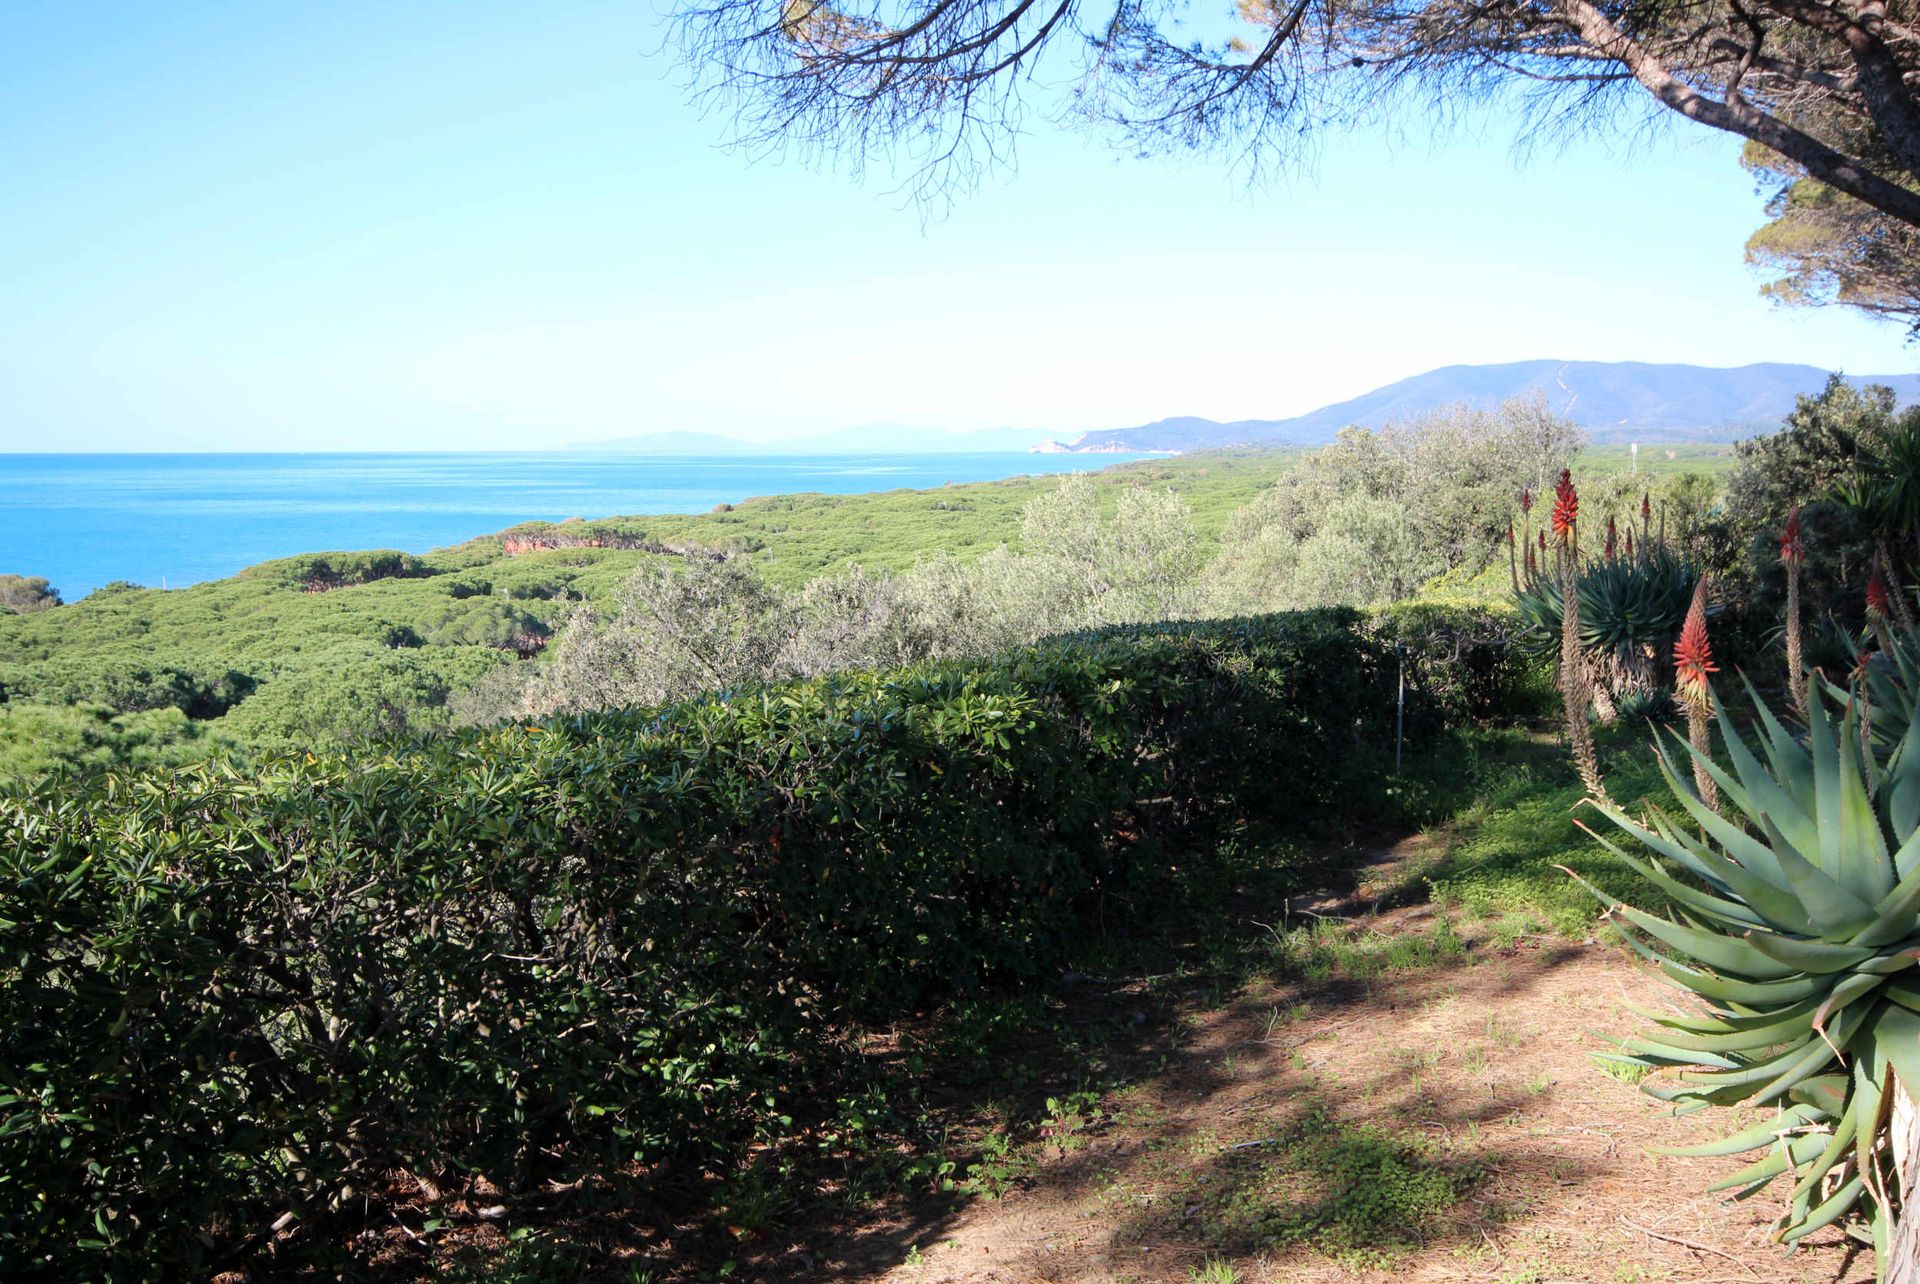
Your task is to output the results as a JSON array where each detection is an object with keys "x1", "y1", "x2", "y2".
[
  {"x1": 1366, "y1": 602, "x2": 1545, "y2": 726},
  {"x1": 0, "y1": 608, "x2": 1487, "y2": 1280}
]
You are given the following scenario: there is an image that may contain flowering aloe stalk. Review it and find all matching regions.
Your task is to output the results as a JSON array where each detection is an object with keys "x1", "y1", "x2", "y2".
[
  {"x1": 1551, "y1": 469, "x2": 1578, "y2": 548},
  {"x1": 1872, "y1": 566, "x2": 1900, "y2": 660},
  {"x1": 1606, "y1": 515, "x2": 1619, "y2": 562},
  {"x1": 1641, "y1": 491, "x2": 1652, "y2": 547},
  {"x1": 1674, "y1": 576, "x2": 1720, "y2": 812},
  {"x1": 1783, "y1": 506, "x2": 1807, "y2": 721},
  {"x1": 1577, "y1": 671, "x2": 1920, "y2": 1279},
  {"x1": 1552, "y1": 470, "x2": 1607, "y2": 801}
]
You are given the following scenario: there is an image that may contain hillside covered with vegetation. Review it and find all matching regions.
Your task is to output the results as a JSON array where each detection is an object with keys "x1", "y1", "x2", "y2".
[
  {"x1": 0, "y1": 407, "x2": 1725, "y2": 785},
  {"x1": 12, "y1": 378, "x2": 1920, "y2": 1279}
]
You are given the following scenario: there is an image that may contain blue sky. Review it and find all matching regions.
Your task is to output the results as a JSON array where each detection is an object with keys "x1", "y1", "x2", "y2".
[{"x1": 1, "y1": 0, "x2": 1914, "y2": 452}]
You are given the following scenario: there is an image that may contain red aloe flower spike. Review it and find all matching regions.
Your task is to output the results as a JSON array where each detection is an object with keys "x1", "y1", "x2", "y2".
[
  {"x1": 1641, "y1": 492, "x2": 1651, "y2": 522},
  {"x1": 1868, "y1": 569, "x2": 1892, "y2": 619},
  {"x1": 1538, "y1": 529, "x2": 1547, "y2": 553},
  {"x1": 1674, "y1": 578, "x2": 1718, "y2": 710},
  {"x1": 1550, "y1": 469, "x2": 1578, "y2": 547},
  {"x1": 1605, "y1": 515, "x2": 1618, "y2": 561},
  {"x1": 1520, "y1": 487, "x2": 1533, "y2": 514},
  {"x1": 1625, "y1": 529, "x2": 1635, "y2": 559},
  {"x1": 1780, "y1": 506, "x2": 1804, "y2": 567},
  {"x1": 1507, "y1": 521, "x2": 1515, "y2": 546}
]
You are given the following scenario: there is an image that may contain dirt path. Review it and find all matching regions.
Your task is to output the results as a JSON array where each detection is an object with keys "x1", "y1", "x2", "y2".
[{"x1": 848, "y1": 836, "x2": 1871, "y2": 1284}]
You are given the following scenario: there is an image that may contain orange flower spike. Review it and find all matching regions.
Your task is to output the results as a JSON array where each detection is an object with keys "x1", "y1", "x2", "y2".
[
  {"x1": 1868, "y1": 569, "x2": 1892, "y2": 619},
  {"x1": 1674, "y1": 578, "x2": 1718, "y2": 710},
  {"x1": 1550, "y1": 469, "x2": 1578, "y2": 547},
  {"x1": 1780, "y1": 506, "x2": 1804, "y2": 567}
]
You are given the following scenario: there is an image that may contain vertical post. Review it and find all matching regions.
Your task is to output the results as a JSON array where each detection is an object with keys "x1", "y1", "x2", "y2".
[{"x1": 1395, "y1": 643, "x2": 1406, "y2": 775}]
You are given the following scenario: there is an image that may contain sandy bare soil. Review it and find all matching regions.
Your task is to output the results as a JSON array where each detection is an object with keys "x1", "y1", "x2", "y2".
[{"x1": 806, "y1": 838, "x2": 1872, "y2": 1284}]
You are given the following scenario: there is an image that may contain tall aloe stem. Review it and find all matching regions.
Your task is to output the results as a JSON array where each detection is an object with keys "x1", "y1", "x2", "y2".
[
  {"x1": 1783, "y1": 506, "x2": 1807, "y2": 721},
  {"x1": 1674, "y1": 576, "x2": 1719, "y2": 813},
  {"x1": 1552, "y1": 471, "x2": 1607, "y2": 801},
  {"x1": 1560, "y1": 557, "x2": 1606, "y2": 800},
  {"x1": 1881, "y1": 539, "x2": 1918, "y2": 635},
  {"x1": 1785, "y1": 568, "x2": 1806, "y2": 718}
]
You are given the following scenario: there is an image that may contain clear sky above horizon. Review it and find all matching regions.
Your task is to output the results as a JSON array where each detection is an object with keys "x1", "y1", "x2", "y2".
[{"x1": 2, "y1": 0, "x2": 1915, "y2": 452}]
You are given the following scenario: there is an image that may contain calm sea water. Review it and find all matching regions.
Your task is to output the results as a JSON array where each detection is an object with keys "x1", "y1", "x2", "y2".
[{"x1": 0, "y1": 452, "x2": 1151, "y2": 599}]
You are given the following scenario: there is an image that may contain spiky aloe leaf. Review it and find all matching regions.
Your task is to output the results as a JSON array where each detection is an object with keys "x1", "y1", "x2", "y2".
[
  {"x1": 1745, "y1": 933, "x2": 1879, "y2": 974},
  {"x1": 1781, "y1": 1175, "x2": 1867, "y2": 1244},
  {"x1": 1589, "y1": 801, "x2": 1810, "y2": 934},
  {"x1": 1787, "y1": 1074, "x2": 1850, "y2": 1116},
  {"x1": 1564, "y1": 867, "x2": 1802, "y2": 980},
  {"x1": 1656, "y1": 1103, "x2": 1822, "y2": 1157},
  {"x1": 1652, "y1": 957, "x2": 1830, "y2": 1006},
  {"x1": 1707, "y1": 1131, "x2": 1832, "y2": 1193}
]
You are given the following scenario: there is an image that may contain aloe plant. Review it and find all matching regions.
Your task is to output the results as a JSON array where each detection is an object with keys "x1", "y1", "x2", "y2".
[
  {"x1": 1581, "y1": 670, "x2": 1920, "y2": 1274},
  {"x1": 1514, "y1": 543, "x2": 1701, "y2": 720}
]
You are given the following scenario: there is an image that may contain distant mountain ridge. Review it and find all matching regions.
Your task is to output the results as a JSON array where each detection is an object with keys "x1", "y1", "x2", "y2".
[{"x1": 1053, "y1": 360, "x2": 1920, "y2": 453}]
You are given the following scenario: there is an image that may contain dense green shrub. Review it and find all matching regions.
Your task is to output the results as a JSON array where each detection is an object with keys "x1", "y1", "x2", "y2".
[
  {"x1": 0, "y1": 609, "x2": 1447, "y2": 1280},
  {"x1": 412, "y1": 597, "x2": 550, "y2": 650},
  {"x1": 0, "y1": 703, "x2": 235, "y2": 780},
  {"x1": 1366, "y1": 602, "x2": 1545, "y2": 726},
  {"x1": 241, "y1": 549, "x2": 431, "y2": 589},
  {"x1": 0, "y1": 574, "x2": 59, "y2": 614},
  {"x1": 0, "y1": 657, "x2": 256, "y2": 718}
]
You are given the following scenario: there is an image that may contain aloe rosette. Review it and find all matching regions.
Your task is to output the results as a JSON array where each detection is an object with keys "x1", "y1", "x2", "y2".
[{"x1": 1580, "y1": 673, "x2": 1920, "y2": 1269}]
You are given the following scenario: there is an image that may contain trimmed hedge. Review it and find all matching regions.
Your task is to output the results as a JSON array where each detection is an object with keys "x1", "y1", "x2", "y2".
[
  {"x1": 1366, "y1": 602, "x2": 1546, "y2": 727},
  {"x1": 1, "y1": 608, "x2": 1465, "y2": 1279}
]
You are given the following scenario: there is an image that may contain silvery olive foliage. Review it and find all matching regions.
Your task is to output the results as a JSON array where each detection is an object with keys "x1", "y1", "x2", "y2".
[{"x1": 475, "y1": 403, "x2": 1578, "y2": 722}]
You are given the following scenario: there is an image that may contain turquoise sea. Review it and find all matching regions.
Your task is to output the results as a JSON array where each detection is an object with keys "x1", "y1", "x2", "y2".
[{"x1": 0, "y1": 452, "x2": 1150, "y2": 599}]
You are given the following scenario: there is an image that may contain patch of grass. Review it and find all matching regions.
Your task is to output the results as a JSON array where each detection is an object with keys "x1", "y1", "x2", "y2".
[
  {"x1": 1269, "y1": 913, "x2": 1464, "y2": 982},
  {"x1": 1419, "y1": 726, "x2": 1676, "y2": 937},
  {"x1": 1594, "y1": 1056, "x2": 1654, "y2": 1086},
  {"x1": 1122, "y1": 1107, "x2": 1479, "y2": 1266}
]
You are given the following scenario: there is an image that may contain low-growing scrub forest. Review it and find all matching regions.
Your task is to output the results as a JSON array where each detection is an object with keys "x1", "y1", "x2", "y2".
[
  {"x1": 9, "y1": 376, "x2": 1920, "y2": 1281},
  {"x1": 1, "y1": 398, "x2": 1716, "y2": 784}
]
